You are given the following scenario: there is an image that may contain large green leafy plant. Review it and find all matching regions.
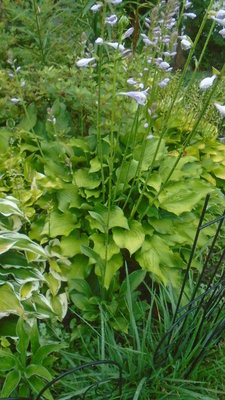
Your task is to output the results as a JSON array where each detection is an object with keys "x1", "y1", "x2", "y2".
[
  {"x1": 0, "y1": 0, "x2": 224, "y2": 327},
  {"x1": 0, "y1": 196, "x2": 67, "y2": 322}
]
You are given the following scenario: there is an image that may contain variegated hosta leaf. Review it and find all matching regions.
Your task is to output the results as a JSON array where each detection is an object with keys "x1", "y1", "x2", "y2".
[
  {"x1": 0, "y1": 283, "x2": 24, "y2": 318},
  {"x1": 0, "y1": 196, "x2": 24, "y2": 218},
  {"x1": 19, "y1": 281, "x2": 39, "y2": 301},
  {"x1": 0, "y1": 231, "x2": 46, "y2": 258}
]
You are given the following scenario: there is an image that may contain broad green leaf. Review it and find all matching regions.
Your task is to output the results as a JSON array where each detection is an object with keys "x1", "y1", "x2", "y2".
[
  {"x1": 69, "y1": 279, "x2": 92, "y2": 297},
  {"x1": 60, "y1": 231, "x2": 88, "y2": 258},
  {"x1": 0, "y1": 355, "x2": 15, "y2": 371},
  {"x1": 28, "y1": 375, "x2": 54, "y2": 400},
  {"x1": 51, "y1": 293, "x2": 68, "y2": 320},
  {"x1": 90, "y1": 233, "x2": 120, "y2": 260},
  {"x1": 1, "y1": 369, "x2": 21, "y2": 397},
  {"x1": 136, "y1": 236, "x2": 185, "y2": 286},
  {"x1": 16, "y1": 318, "x2": 30, "y2": 366},
  {"x1": 0, "y1": 197, "x2": 24, "y2": 218},
  {"x1": 159, "y1": 156, "x2": 202, "y2": 182},
  {"x1": 89, "y1": 157, "x2": 101, "y2": 173},
  {"x1": 61, "y1": 254, "x2": 91, "y2": 282},
  {"x1": 73, "y1": 168, "x2": 101, "y2": 189},
  {"x1": 212, "y1": 165, "x2": 225, "y2": 180},
  {"x1": 133, "y1": 138, "x2": 166, "y2": 171},
  {"x1": 32, "y1": 343, "x2": 65, "y2": 364},
  {"x1": 57, "y1": 185, "x2": 82, "y2": 212},
  {"x1": 88, "y1": 205, "x2": 129, "y2": 232},
  {"x1": 0, "y1": 128, "x2": 10, "y2": 153},
  {"x1": 41, "y1": 211, "x2": 77, "y2": 237},
  {"x1": 25, "y1": 364, "x2": 52, "y2": 380},
  {"x1": 0, "y1": 231, "x2": 46, "y2": 257},
  {"x1": 103, "y1": 253, "x2": 123, "y2": 289},
  {"x1": 44, "y1": 273, "x2": 60, "y2": 296},
  {"x1": 19, "y1": 103, "x2": 37, "y2": 131},
  {"x1": 112, "y1": 221, "x2": 145, "y2": 255},
  {"x1": 116, "y1": 159, "x2": 138, "y2": 184},
  {"x1": 30, "y1": 320, "x2": 40, "y2": 355},
  {"x1": 146, "y1": 173, "x2": 162, "y2": 192},
  {"x1": 71, "y1": 293, "x2": 91, "y2": 311},
  {"x1": 158, "y1": 180, "x2": 212, "y2": 216},
  {"x1": 0, "y1": 283, "x2": 24, "y2": 318},
  {"x1": 19, "y1": 281, "x2": 39, "y2": 300},
  {"x1": 120, "y1": 270, "x2": 146, "y2": 295}
]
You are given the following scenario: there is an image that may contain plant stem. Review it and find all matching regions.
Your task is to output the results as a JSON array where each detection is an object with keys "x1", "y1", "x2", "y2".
[
  {"x1": 32, "y1": 0, "x2": 46, "y2": 65},
  {"x1": 97, "y1": 4, "x2": 107, "y2": 203}
]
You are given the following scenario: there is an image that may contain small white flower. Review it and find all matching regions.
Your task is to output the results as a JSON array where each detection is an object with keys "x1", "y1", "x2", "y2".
[
  {"x1": 9, "y1": 73, "x2": 14, "y2": 78},
  {"x1": 20, "y1": 81, "x2": 25, "y2": 87},
  {"x1": 148, "y1": 108, "x2": 152, "y2": 116},
  {"x1": 219, "y1": 28, "x2": 225, "y2": 38},
  {"x1": 158, "y1": 78, "x2": 170, "y2": 88},
  {"x1": 212, "y1": 17, "x2": 225, "y2": 27},
  {"x1": 144, "y1": 123, "x2": 149, "y2": 128},
  {"x1": 106, "y1": 42, "x2": 125, "y2": 52},
  {"x1": 139, "y1": 83, "x2": 144, "y2": 89},
  {"x1": 127, "y1": 78, "x2": 137, "y2": 85},
  {"x1": 106, "y1": 0, "x2": 122, "y2": 3},
  {"x1": 183, "y1": 12, "x2": 197, "y2": 19},
  {"x1": 122, "y1": 27, "x2": 134, "y2": 39},
  {"x1": 11, "y1": 98, "x2": 20, "y2": 103},
  {"x1": 53, "y1": 117, "x2": 56, "y2": 125},
  {"x1": 147, "y1": 134, "x2": 153, "y2": 139},
  {"x1": 105, "y1": 15, "x2": 118, "y2": 25},
  {"x1": 91, "y1": 3, "x2": 102, "y2": 12},
  {"x1": 159, "y1": 61, "x2": 170, "y2": 70},
  {"x1": 119, "y1": 87, "x2": 149, "y2": 105},
  {"x1": 76, "y1": 57, "x2": 95, "y2": 67},
  {"x1": 185, "y1": 1, "x2": 192, "y2": 9},
  {"x1": 214, "y1": 102, "x2": 225, "y2": 117},
  {"x1": 199, "y1": 75, "x2": 216, "y2": 91},
  {"x1": 215, "y1": 9, "x2": 225, "y2": 19},
  {"x1": 181, "y1": 38, "x2": 192, "y2": 50},
  {"x1": 95, "y1": 37, "x2": 104, "y2": 45},
  {"x1": 16, "y1": 66, "x2": 21, "y2": 72}
]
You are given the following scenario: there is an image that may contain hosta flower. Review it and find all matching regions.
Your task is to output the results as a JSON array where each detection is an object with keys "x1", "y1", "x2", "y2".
[
  {"x1": 211, "y1": 17, "x2": 225, "y2": 27},
  {"x1": 106, "y1": 0, "x2": 122, "y2": 3},
  {"x1": 185, "y1": 0, "x2": 192, "y2": 9},
  {"x1": 127, "y1": 78, "x2": 137, "y2": 85},
  {"x1": 105, "y1": 15, "x2": 118, "y2": 25},
  {"x1": 214, "y1": 102, "x2": 225, "y2": 117},
  {"x1": 215, "y1": 9, "x2": 225, "y2": 19},
  {"x1": 122, "y1": 27, "x2": 134, "y2": 39},
  {"x1": 95, "y1": 37, "x2": 104, "y2": 45},
  {"x1": 199, "y1": 75, "x2": 216, "y2": 90},
  {"x1": 158, "y1": 78, "x2": 170, "y2": 88},
  {"x1": 159, "y1": 61, "x2": 170, "y2": 70},
  {"x1": 183, "y1": 12, "x2": 197, "y2": 19},
  {"x1": 76, "y1": 57, "x2": 95, "y2": 67},
  {"x1": 181, "y1": 38, "x2": 191, "y2": 50},
  {"x1": 219, "y1": 28, "x2": 225, "y2": 38},
  {"x1": 119, "y1": 87, "x2": 149, "y2": 105},
  {"x1": 106, "y1": 42, "x2": 125, "y2": 52},
  {"x1": 91, "y1": 3, "x2": 102, "y2": 12},
  {"x1": 11, "y1": 97, "x2": 20, "y2": 103}
]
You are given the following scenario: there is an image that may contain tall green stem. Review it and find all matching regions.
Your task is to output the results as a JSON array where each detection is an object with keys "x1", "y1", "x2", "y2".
[
  {"x1": 97, "y1": 4, "x2": 107, "y2": 202},
  {"x1": 32, "y1": 0, "x2": 45, "y2": 65}
]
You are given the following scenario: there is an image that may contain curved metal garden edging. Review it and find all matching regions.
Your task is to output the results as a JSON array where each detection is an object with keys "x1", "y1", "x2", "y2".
[{"x1": 0, "y1": 360, "x2": 123, "y2": 400}]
